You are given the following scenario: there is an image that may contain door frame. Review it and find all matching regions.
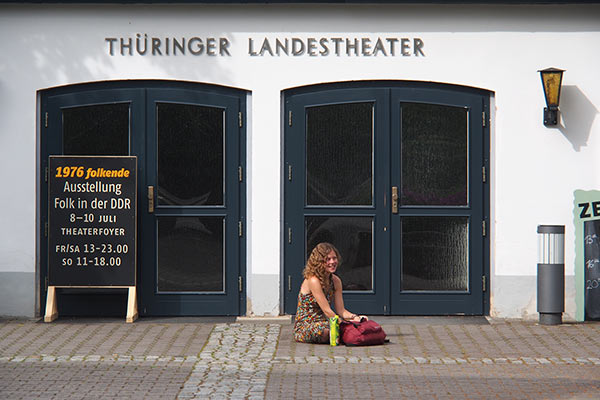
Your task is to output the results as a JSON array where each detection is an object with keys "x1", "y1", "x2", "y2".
[
  {"x1": 283, "y1": 87, "x2": 390, "y2": 315},
  {"x1": 141, "y1": 86, "x2": 246, "y2": 316},
  {"x1": 38, "y1": 80, "x2": 247, "y2": 317},
  {"x1": 389, "y1": 87, "x2": 488, "y2": 315},
  {"x1": 282, "y1": 80, "x2": 490, "y2": 316}
]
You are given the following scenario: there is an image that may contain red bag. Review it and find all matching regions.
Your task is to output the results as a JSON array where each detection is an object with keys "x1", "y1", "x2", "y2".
[{"x1": 339, "y1": 319, "x2": 387, "y2": 346}]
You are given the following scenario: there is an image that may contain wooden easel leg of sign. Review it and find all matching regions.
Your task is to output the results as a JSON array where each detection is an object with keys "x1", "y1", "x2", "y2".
[
  {"x1": 44, "y1": 286, "x2": 138, "y2": 323},
  {"x1": 126, "y1": 286, "x2": 138, "y2": 323},
  {"x1": 44, "y1": 286, "x2": 58, "y2": 322}
]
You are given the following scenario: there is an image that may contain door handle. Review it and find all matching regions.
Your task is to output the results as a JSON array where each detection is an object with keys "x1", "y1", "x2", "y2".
[
  {"x1": 391, "y1": 186, "x2": 398, "y2": 214},
  {"x1": 148, "y1": 186, "x2": 154, "y2": 213}
]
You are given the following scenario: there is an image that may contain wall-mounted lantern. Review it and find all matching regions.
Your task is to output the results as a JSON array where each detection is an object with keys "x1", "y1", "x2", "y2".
[{"x1": 538, "y1": 67, "x2": 565, "y2": 126}]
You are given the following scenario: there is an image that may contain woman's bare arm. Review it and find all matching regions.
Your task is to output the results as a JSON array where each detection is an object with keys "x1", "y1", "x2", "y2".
[
  {"x1": 332, "y1": 275, "x2": 368, "y2": 321},
  {"x1": 306, "y1": 276, "x2": 337, "y2": 319}
]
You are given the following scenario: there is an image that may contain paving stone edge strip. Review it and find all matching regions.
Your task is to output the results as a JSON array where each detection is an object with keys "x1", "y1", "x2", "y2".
[{"x1": 2, "y1": 354, "x2": 599, "y2": 365}]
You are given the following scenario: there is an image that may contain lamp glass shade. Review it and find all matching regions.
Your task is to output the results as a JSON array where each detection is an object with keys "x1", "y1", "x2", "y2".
[{"x1": 539, "y1": 68, "x2": 564, "y2": 109}]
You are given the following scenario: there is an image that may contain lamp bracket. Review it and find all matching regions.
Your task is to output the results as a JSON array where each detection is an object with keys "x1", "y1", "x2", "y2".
[{"x1": 543, "y1": 107, "x2": 558, "y2": 126}]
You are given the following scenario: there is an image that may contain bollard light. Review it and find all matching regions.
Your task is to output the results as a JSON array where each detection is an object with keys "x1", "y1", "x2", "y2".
[{"x1": 537, "y1": 225, "x2": 565, "y2": 325}]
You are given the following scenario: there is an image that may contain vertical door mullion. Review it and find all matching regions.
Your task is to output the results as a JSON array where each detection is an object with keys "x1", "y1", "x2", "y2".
[
  {"x1": 469, "y1": 97, "x2": 485, "y2": 313},
  {"x1": 283, "y1": 99, "x2": 305, "y2": 314},
  {"x1": 141, "y1": 90, "x2": 157, "y2": 314},
  {"x1": 482, "y1": 97, "x2": 491, "y2": 313},
  {"x1": 40, "y1": 96, "x2": 62, "y2": 316},
  {"x1": 373, "y1": 89, "x2": 391, "y2": 314},
  {"x1": 389, "y1": 91, "x2": 402, "y2": 314},
  {"x1": 224, "y1": 99, "x2": 240, "y2": 313},
  {"x1": 236, "y1": 96, "x2": 246, "y2": 313}
]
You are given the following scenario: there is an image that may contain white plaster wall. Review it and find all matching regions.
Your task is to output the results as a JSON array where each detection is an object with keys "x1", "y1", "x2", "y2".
[{"x1": 0, "y1": 4, "x2": 599, "y2": 318}]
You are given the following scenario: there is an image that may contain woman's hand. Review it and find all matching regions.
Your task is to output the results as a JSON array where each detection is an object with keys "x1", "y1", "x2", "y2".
[{"x1": 346, "y1": 314, "x2": 368, "y2": 322}]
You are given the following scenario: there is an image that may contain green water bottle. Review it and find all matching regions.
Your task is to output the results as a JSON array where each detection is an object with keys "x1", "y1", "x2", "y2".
[{"x1": 329, "y1": 315, "x2": 340, "y2": 346}]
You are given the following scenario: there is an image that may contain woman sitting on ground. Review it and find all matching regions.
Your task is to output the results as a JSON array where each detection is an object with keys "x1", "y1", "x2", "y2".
[{"x1": 294, "y1": 242, "x2": 367, "y2": 343}]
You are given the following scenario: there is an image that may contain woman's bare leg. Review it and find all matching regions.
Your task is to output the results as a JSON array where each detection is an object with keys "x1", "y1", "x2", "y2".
[{"x1": 320, "y1": 328, "x2": 330, "y2": 344}]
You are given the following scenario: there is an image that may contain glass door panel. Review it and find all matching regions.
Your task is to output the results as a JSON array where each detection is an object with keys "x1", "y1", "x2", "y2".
[
  {"x1": 306, "y1": 216, "x2": 373, "y2": 292},
  {"x1": 306, "y1": 103, "x2": 373, "y2": 206},
  {"x1": 401, "y1": 103, "x2": 468, "y2": 206},
  {"x1": 401, "y1": 216, "x2": 469, "y2": 291},
  {"x1": 155, "y1": 103, "x2": 226, "y2": 295},
  {"x1": 157, "y1": 216, "x2": 224, "y2": 293},
  {"x1": 157, "y1": 103, "x2": 224, "y2": 206},
  {"x1": 63, "y1": 104, "x2": 130, "y2": 155}
]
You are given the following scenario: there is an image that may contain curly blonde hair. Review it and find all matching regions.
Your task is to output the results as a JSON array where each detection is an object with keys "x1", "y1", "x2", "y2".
[{"x1": 302, "y1": 242, "x2": 342, "y2": 298}]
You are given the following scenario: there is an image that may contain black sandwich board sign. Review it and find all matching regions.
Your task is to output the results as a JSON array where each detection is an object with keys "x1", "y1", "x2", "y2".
[
  {"x1": 574, "y1": 190, "x2": 600, "y2": 321},
  {"x1": 46, "y1": 156, "x2": 137, "y2": 322}
]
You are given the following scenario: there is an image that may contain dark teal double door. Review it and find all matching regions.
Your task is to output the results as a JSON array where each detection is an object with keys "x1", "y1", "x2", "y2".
[
  {"x1": 40, "y1": 81, "x2": 246, "y2": 316},
  {"x1": 284, "y1": 82, "x2": 489, "y2": 315}
]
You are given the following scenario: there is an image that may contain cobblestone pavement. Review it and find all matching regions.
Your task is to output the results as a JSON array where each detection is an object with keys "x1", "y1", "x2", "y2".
[
  {"x1": 1, "y1": 318, "x2": 599, "y2": 399},
  {"x1": 268, "y1": 320, "x2": 600, "y2": 399},
  {"x1": 178, "y1": 323, "x2": 279, "y2": 399},
  {"x1": 0, "y1": 319, "x2": 213, "y2": 399}
]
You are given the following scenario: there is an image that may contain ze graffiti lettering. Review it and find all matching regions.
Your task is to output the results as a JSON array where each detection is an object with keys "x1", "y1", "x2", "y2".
[{"x1": 578, "y1": 201, "x2": 600, "y2": 218}]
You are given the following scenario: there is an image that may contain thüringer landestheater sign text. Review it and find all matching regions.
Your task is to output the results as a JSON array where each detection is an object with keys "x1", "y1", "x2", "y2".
[{"x1": 105, "y1": 35, "x2": 425, "y2": 57}]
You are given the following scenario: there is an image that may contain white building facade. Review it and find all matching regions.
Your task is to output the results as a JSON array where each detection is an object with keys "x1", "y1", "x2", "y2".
[{"x1": 1, "y1": 1, "x2": 599, "y2": 321}]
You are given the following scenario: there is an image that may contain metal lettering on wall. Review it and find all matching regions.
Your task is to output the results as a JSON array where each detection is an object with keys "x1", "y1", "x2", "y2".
[
  {"x1": 48, "y1": 156, "x2": 137, "y2": 287},
  {"x1": 248, "y1": 37, "x2": 425, "y2": 57},
  {"x1": 105, "y1": 35, "x2": 232, "y2": 56},
  {"x1": 105, "y1": 34, "x2": 425, "y2": 57}
]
